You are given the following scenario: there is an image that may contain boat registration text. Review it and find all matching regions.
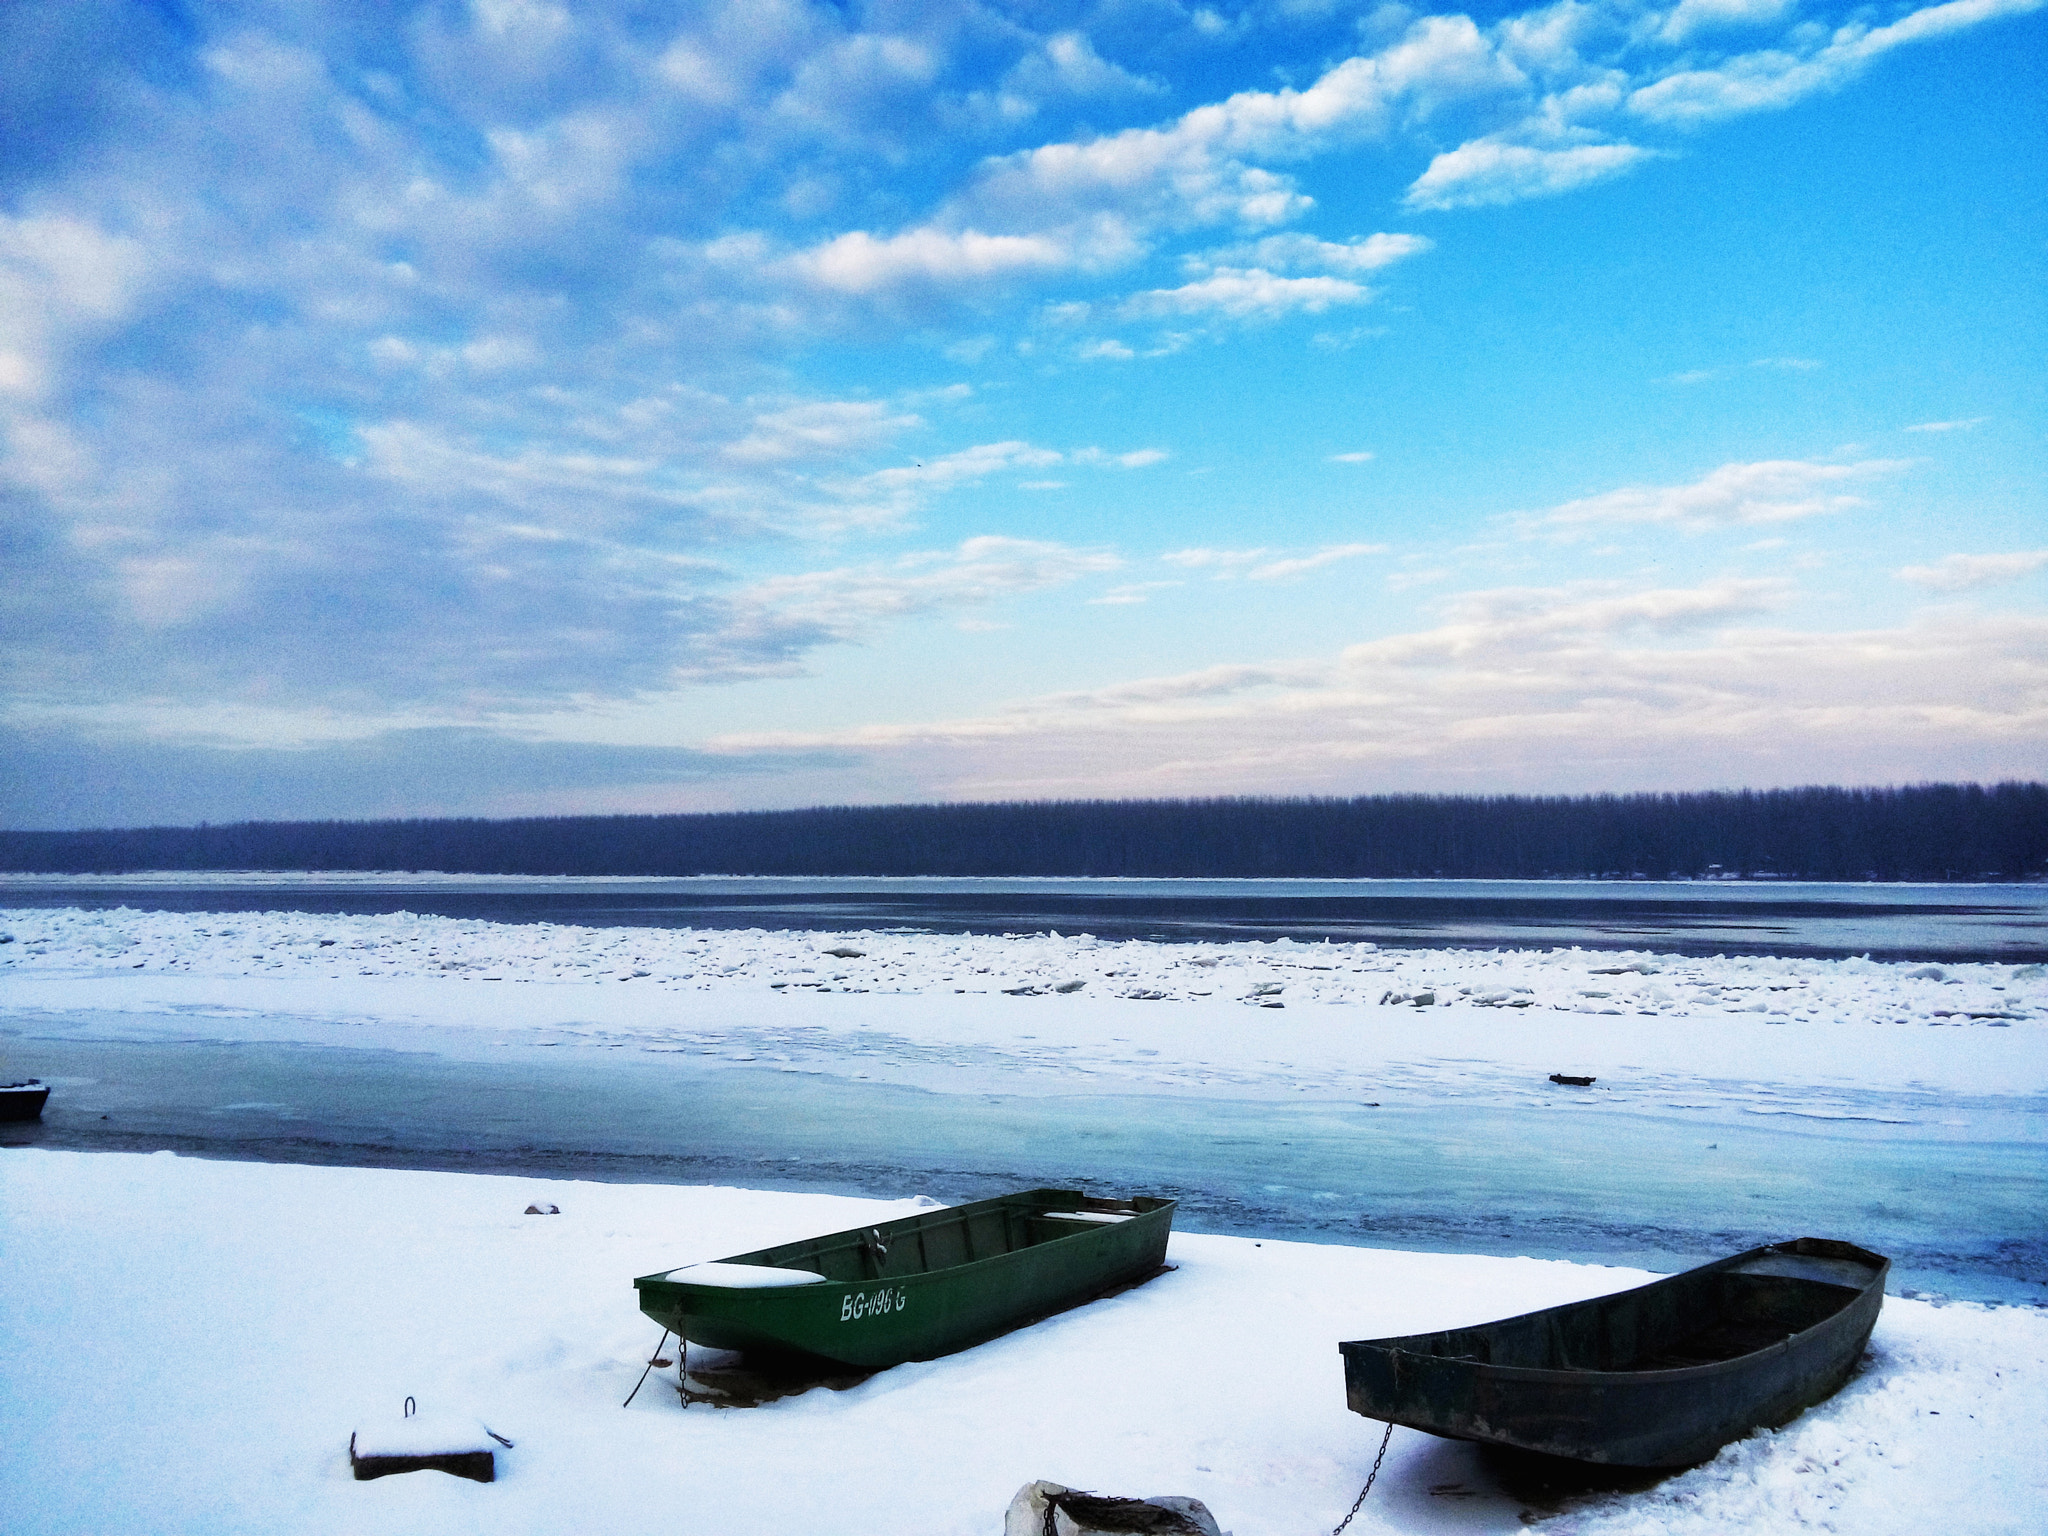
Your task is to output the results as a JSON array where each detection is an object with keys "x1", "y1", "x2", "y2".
[{"x1": 841, "y1": 1287, "x2": 908, "y2": 1322}]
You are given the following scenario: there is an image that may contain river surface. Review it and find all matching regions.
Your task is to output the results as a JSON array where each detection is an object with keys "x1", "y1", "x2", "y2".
[
  {"x1": 5, "y1": 874, "x2": 2044, "y2": 959},
  {"x1": 5, "y1": 875, "x2": 2042, "y2": 1304},
  {"x1": 5, "y1": 1026, "x2": 2040, "y2": 1305}
]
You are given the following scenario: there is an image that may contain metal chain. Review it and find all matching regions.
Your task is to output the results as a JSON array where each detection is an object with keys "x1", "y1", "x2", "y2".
[{"x1": 1330, "y1": 1421, "x2": 1395, "y2": 1536}]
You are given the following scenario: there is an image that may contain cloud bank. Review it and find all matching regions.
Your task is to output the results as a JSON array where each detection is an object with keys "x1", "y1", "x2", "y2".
[
  {"x1": 712, "y1": 588, "x2": 2048, "y2": 800},
  {"x1": 1, "y1": 0, "x2": 2038, "y2": 821}
]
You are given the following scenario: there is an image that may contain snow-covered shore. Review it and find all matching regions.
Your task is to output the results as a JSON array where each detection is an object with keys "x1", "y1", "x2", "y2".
[
  {"x1": 4, "y1": 905, "x2": 2045, "y2": 1529},
  {"x1": 2, "y1": 1150, "x2": 2042, "y2": 1536}
]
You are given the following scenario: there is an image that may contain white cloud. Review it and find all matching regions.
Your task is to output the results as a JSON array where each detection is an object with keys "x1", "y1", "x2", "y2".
[
  {"x1": 1628, "y1": 0, "x2": 2048, "y2": 127},
  {"x1": 703, "y1": 0, "x2": 2036, "y2": 320},
  {"x1": 1162, "y1": 546, "x2": 1272, "y2": 571},
  {"x1": 1161, "y1": 542, "x2": 1385, "y2": 581},
  {"x1": 1328, "y1": 450, "x2": 1375, "y2": 463},
  {"x1": 0, "y1": 212, "x2": 151, "y2": 401},
  {"x1": 816, "y1": 439, "x2": 1065, "y2": 527},
  {"x1": 792, "y1": 228, "x2": 1075, "y2": 294},
  {"x1": 1309, "y1": 325, "x2": 1387, "y2": 352},
  {"x1": 1659, "y1": 356, "x2": 1823, "y2": 385},
  {"x1": 1122, "y1": 268, "x2": 1370, "y2": 319},
  {"x1": 1404, "y1": 138, "x2": 1658, "y2": 211},
  {"x1": 709, "y1": 596, "x2": 2048, "y2": 798},
  {"x1": 1660, "y1": 0, "x2": 1796, "y2": 45},
  {"x1": 733, "y1": 536, "x2": 1122, "y2": 640},
  {"x1": 965, "y1": 14, "x2": 1523, "y2": 228},
  {"x1": 1904, "y1": 417, "x2": 1987, "y2": 433},
  {"x1": 1206, "y1": 232, "x2": 1433, "y2": 273},
  {"x1": 779, "y1": 13, "x2": 1520, "y2": 308},
  {"x1": 1090, "y1": 580, "x2": 1182, "y2": 605},
  {"x1": 722, "y1": 400, "x2": 922, "y2": 464},
  {"x1": 770, "y1": 32, "x2": 941, "y2": 143},
  {"x1": 1523, "y1": 459, "x2": 1910, "y2": 535},
  {"x1": 993, "y1": 32, "x2": 1168, "y2": 115},
  {"x1": 1069, "y1": 446, "x2": 1171, "y2": 467},
  {"x1": 1398, "y1": 578, "x2": 1793, "y2": 655},
  {"x1": 1385, "y1": 566, "x2": 1450, "y2": 592},
  {"x1": 1248, "y1": 542, "x2": 1387, "y2": 580},
  {"x1": 1896, "y1": 550, "x2": 2048, "y2": 592},
  {"x1": 6, "y1": 0, "x2": 2040, "y2": 748}
]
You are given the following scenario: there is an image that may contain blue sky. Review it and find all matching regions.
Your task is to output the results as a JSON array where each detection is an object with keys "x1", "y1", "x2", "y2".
[{"x1": 2, "y1": 0, "x2": 2043, "y2": 826}]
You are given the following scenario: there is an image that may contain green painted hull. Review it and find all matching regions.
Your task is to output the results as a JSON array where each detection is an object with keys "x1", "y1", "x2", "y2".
[{"x1": 634, "y1": 1189, "x2": 1175, "y2": 1370}]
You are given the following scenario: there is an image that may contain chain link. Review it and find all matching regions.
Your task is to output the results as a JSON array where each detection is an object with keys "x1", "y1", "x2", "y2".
[{"x1": 1330, "y1": 1421, "x2": 1395, "y2": 1536}]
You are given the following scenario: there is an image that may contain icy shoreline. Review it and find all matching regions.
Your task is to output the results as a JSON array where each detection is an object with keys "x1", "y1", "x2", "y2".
[
  {"x1": 3, "y1": 1150, "x2": 2043, "y2": 1536},
  {"x1": 4, "y1": 905, "x2": 2042, "y2": 1298}
]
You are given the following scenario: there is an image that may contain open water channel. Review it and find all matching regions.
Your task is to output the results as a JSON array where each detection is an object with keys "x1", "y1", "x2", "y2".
[{"x1": 5, "y1": 1019, "x2": 2041, "y2": 1305}]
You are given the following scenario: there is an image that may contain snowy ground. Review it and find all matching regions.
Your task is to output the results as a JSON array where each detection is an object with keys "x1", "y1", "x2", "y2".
[
  {"x1": 3, "y1": 905, "x2": 2044, "y2": 1529},
  {"x1": 2, "y1": 1150, "x2": 2042, "y2": 1536}
]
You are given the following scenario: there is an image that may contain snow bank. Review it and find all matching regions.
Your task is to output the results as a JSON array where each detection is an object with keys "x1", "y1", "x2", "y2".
[{"x1": 1, "y1": 1150, "x2": 2040, "y2": 1536}]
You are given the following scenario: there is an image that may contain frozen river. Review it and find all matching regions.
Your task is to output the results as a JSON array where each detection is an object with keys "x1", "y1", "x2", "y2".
[
  {"x1": 5, "y1": 1018, "x2": 2040, "y2": 1304},
  {"x1": 4, "y1": 873, "x2": 2044, "y2": 958},
  {"x1": 3, "y1": 888, "x2": 2042, "y2": 1307}
]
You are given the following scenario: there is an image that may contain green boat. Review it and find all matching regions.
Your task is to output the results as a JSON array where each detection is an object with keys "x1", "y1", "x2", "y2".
[{"x1": 634, "y1": 1189, "x2": 1175, "y2": 1371}]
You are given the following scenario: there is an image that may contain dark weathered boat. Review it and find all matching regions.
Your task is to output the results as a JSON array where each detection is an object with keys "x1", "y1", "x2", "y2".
[
  {"x1": 635, "y1": 1189, "x2": 1174, "y2": 1371},
  {"x1": 0, "y1": 1079, "x2": 50, "y2": 1122},
  {"x1": 1340, "y1": 1238, "x2": 1887, "y2": 1467}
]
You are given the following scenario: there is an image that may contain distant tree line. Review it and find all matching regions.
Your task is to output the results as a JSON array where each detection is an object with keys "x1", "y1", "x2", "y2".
[{"x1": 2, "y1": 783, "x2": 2042, "y2": 880}]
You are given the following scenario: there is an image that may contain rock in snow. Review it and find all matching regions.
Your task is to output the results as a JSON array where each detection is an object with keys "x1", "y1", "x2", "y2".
[{"x1": 1006, "y1": 1480, "x2": 1225, "y2": 1536}]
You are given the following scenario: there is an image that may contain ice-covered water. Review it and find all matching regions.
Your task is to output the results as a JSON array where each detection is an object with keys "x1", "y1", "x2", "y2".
[
  {"x1": 2, "y1": 893, "x2": 2042, "y2": 1304},
  {"x1": 6, "y1": 1026, "x2": 2041, "y2": 1301},
  {"x1": 3, "y1": 873, "x2": 2043, "y2": 958}
]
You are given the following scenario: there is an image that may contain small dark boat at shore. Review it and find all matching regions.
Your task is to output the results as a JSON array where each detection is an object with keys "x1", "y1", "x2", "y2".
[
  {"x1": 1341, "y1": 1238, "x2": 1887, "y2": 1468},
  {"x1": 636, "y1": 1188, "x2": 1174, "y2": 1373},
  {"x1": 1, "y1": 1079, "x2": 50, "y2": 1122}
]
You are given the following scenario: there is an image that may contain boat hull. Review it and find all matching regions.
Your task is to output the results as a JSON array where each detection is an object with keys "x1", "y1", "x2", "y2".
[
  {"x1": 1341, "y1": 1238, "x2": 1888, "y2": 1468},
  {"x1": 0, "y1": 1083, "x2": 49, "y2": 1123},
  {"x1": 635, "y1": 1189, "x2": 1173, "y2": 1371}
]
